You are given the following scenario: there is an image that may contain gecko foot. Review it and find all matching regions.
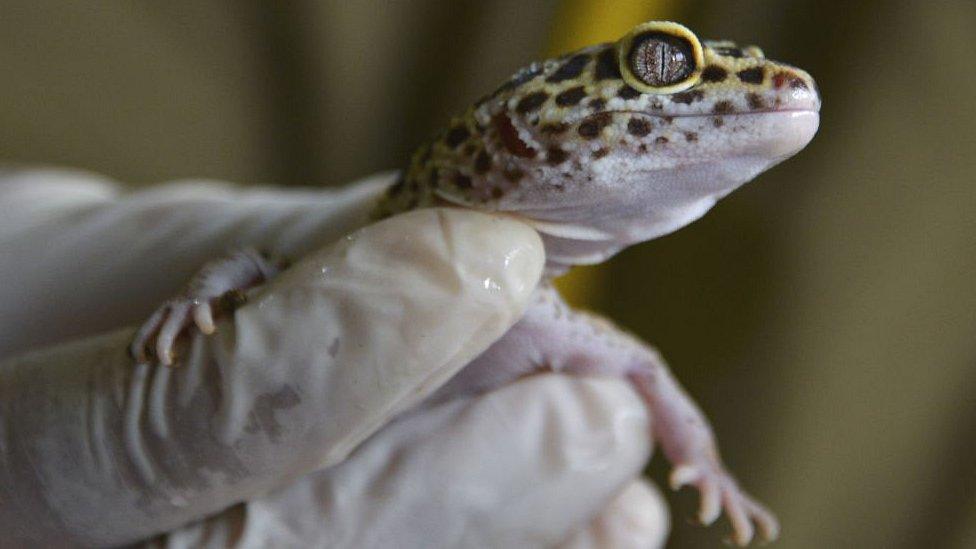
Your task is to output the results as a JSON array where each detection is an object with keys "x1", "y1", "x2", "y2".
[
  {"x1": 129, "y1": 248, "x2": 283, "y2": 367},
  {"x1": 129, "y1": 290, "x2": 247, "y2": 366},
  {"x1": 669, "y1": 462, "x2": 779, "y2": 546}
]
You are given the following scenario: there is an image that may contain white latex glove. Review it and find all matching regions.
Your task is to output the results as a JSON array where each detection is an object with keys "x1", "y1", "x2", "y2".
[{"x1": 0, "y1": 169, "x2": 667, "y2": 548}]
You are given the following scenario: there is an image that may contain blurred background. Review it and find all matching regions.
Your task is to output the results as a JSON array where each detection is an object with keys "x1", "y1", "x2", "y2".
[{"x1": 2, "y1": 1, "x2": 974, "y2": 547}]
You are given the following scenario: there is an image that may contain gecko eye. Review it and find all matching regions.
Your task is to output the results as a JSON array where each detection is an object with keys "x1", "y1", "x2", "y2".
[{"x1": 618, "y1": 21, "x2": 704, "y2": 94}]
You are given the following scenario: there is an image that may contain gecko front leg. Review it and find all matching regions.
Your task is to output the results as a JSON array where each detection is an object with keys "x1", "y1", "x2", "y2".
[
  {"x1": 431, "y1": 285, "x2": 778, "y2": 546},
  {"x1": 130, "y1": 248, "x2": 286, "y2": 366}
]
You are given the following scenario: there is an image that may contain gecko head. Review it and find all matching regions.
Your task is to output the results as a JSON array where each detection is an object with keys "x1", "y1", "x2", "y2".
[{"x1": 381, "y1": 21, "x2": 820, "y2": 269}]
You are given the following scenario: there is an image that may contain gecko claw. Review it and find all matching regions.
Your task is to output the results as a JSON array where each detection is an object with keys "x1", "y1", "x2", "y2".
[{"x1": 193, "y1": 302, "x2": 216, "y2": 334}]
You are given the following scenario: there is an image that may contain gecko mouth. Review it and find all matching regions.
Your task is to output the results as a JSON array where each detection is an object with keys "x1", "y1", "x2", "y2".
[
  {"x1": 571, "y1": 108, "x2": 820, "y2": 155},
  {"x1": 578, "y1": 107, "x2": 819, "y2": 124}
]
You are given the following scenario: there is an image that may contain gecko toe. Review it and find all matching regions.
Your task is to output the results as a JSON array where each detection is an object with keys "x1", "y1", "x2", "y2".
[
  {"x1": 723, "y1": 488, "x2": 755, "y2": 546},
  {"x1": 746, "y1": 497, "x2": 779, "y2": 542},
  {"x1": 699, "y1": 478, "x2": 722, "y2": 525},
  {"x1": 156, "y1": 303, "x2": 191, "y2": 366},
  {"x1": 670, "y1": 464, "x2": 699, "y2": 490}
]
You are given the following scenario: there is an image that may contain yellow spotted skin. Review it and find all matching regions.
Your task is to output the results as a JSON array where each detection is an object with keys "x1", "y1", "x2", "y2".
[{"x1": 374, "y1": 21, "x2": 818, "y2": 223}]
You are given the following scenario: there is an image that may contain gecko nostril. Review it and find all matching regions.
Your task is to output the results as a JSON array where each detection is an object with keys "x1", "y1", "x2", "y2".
[
  {"x1": 772, "y1": 70, "x2": 812, "y2": 92},
  {"x1": 770, "y1": 70, "x2": 821, "y2": 112}
]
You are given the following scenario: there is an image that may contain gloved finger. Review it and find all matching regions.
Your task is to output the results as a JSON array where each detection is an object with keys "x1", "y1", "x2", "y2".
[
  {"x1": 139, "y1": 375, "x2": 652, "y2": 549},
  {"x1": 558, "y1": 479, "x2": 670, "y2": 549},
  {"x1": 0, "y1": 168, "x2": 392, "y2": 358},
  {"x1": 0, "y1": 208, "x2": 544, "y2": 547}
]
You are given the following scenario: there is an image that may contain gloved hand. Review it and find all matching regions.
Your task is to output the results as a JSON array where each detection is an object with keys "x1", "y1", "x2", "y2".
[{"x1": 0, "y1": 168, "x2": 667, "y2": 548}]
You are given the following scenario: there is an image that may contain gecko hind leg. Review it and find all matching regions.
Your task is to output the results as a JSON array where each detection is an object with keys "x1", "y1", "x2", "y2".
[
  {"x1": 129, "y1": 248, "x2": 287, "y2": 366},
  {"x1": 431, "y1": 285, "x2": 779, "y2": 545},
  {"x1": 627, "y1": 368, "x2": 780, "y2": 546}
]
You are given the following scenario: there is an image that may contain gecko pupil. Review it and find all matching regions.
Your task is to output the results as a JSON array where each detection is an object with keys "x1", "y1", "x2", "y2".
[{"x1": 629, "y1": 32, "x2": 694, "y2": 87}]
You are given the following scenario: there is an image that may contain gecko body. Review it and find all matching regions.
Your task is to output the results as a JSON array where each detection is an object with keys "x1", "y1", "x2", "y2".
[{"x1": 132, "y1": 21, "x2": 820, "y2": 545}]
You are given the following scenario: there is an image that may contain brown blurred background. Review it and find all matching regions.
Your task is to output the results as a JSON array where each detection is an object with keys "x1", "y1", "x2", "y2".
[{"x1": 2, "y1": 1, "x2": 975, "y2": 547}]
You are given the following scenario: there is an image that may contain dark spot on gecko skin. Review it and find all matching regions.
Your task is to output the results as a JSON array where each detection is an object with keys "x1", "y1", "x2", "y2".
[
  {"x1": 588, "y1": 97, "x2": 606, "y2": 111},
  {"x1": 747, "y1": 92, "x2": 765, "y2": 110},
  {"x1": 714, "y1": 46, "x2": 744, "y2": 58},
  {"x1": 638, "y1": 143, "x2": 648, "y2": 153},
  {"x1": 546, "y1": 147, "x2": 569, "y2": 165},
  {"x1": 790, "y1": 77, "x2": 809, "y2": 90},
  {"x1": 671, "y1": 90, "x2": 704, "y2": 104},
  {"x1": 593, "y1": 147, "x2": 609, "y2": 159},
  {"x1": 663, "y1": 116, "x2": 674, "y2": 124},
  {"x1": 547, "y1": 53, "x2": 590, "y2": 82},
  {"x1": 737, "y1": 67, "x2": 765, "y2": 84},
  {"x1": 503, "y1": 166, "x2": 524, "y2": 183},
  {"x1": 516, "y1": 91, "x2": 549, "y2": 114},
  {"x1": 474, "y1": 150, "x2": 491, "y2": 174},
  {"x1": 445, "y1": 125, "x2": 470, "y2": 148},
  {"x1": 627, "y1": 117, "x2": 652, "y2": 137},
  {"x1": 684, "y1": 132, "x2": 698, "y2": 142},
  {"x1": 655, "y1": 136, "x2": 669, "y2": 144},
  {"x1": 454, "y1": 174, "x2": 472, "y2": 189},
  {"x1": 701, "y1": 65, "x2": 727, "y2": 83},
  {"x1": 712, "y1": 117, "x2": 724, "y2": 127},
  {"x1": 540, "y1": 122, "x2": 568, "y2": 135},
  {"x1": 577, "y1": 112, "x2": 612, "y2": 139},
  {"x1": 492, "y1": 113, "x2": 537, "y2": 158},
  {"x1": 555, "y1": 86, "x2": 587, "y2": 106},
  {"x1": 594, "y1": 47, "x2": 621, "y2": 80},
  {"x1": 491, "y1": 187, "x2": 504, "y2": 199},
  {"x1": 713, "y1": 101, "x2": 735, "y2": 114},
  {"x1": 617, "y1": 85, "x2": 641, "y2": 100},
  {"x1": 462, "y1": 143, "x2": 477, "y2": 156},
  {"x1": 650, "y1": 100, "x2": 664, "y2": 110}
]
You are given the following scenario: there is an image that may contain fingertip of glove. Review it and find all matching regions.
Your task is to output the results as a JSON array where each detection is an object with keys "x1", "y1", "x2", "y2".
[
  {"x1": 559, "y1": 479, "x2": 670, "y2": 549},
  {"x1": 376, "y1": 208, "x2": 545, "y2": 311}
]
